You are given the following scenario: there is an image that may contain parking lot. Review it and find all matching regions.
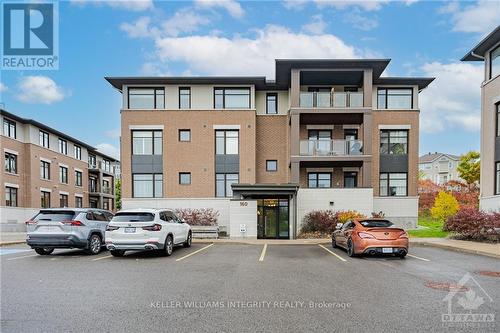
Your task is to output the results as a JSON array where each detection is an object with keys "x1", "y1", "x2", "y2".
[{"x1": 1, "y1": 243, "x2": 499, "y2": 332}]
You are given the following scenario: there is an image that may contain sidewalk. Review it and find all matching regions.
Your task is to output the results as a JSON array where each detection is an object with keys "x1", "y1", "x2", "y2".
[
  {"x1": 0, "y1": 232, "x2": 26, "y2": 246},
  {"x1": 410, "y1": 238, "x2": 500, "y2": 259}
]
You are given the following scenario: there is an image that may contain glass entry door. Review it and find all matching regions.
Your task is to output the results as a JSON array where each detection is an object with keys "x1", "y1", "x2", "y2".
[{"x1": 257, "y1": 198, "x2": 289, "y2": 239}]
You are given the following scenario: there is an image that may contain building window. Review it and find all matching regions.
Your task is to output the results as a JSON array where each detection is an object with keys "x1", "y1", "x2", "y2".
[
  {"x1": 377, "y1": 88, "x2": 413, "y2": 109},
  {"x1": 266, "y1": 93, "x2": 278, "y2": 114},
  {"x1": 179, "y1": 129, "x2": 191, "y2": 142},
  {"x1": 39, "y1": 130, "x2": 49, "y2": 148},
  {"x1": 179, "y1": 172, "x2": 191, "y2": 185},
  {"x1": 380, "y1": 130, "x2": 408, "y2": 155},
  {"x1": 59, "y1": 194, "x2": 68, "y2": 208},
  {"x1": 4, "y1": 153, "x2": 17, "y2": 174},
  {"x1": 496, "y1": 104, "x2": 500, "y2": 137},
  {"x1": 103, "y1": 160, "x2": 112, "y2": 173},
  {"x1": 103, "y1": 179, "x2": 111, "y2": 194},
  {"x1": 40, "y1": 161, "x2": 50, "y2": 180},
  {"x1": 216, "y1": 173, "x2": 239, "y2": 197},
  {"x1": 496, "y1": 163, "x2": 500, "y2": 195},
  {"x1": 132, "y1": 130, "x2": 162, "y2": 155},
  {"x1": 308, "y1": 173, "x2": 331, "y2": 188},
  {"x1": 88, "y1": 154, "x2": 96, "y2": 168},
  {"x1": 5, "y1": 187, "x2": 18, "y2": 207},
  {"x1": 74, "y1": 145, "x2": 81, "y2": 160},
  {"x1": 3, "y1": 118, "x2": 16, "y2": 139},
  {"x1": 214, "y1": 88, "x2": 250, "y2": 109},
  {"x1": 89, "y1": 177, "x2": 97, "y2": 192},
  {"x1": 179, "y1": 87, "x2": 191, "y2": 109},
  {"x1": 128, "y1": 87, "x2": 165, "y2": 109},
  {"x1": 75, "y1": 196, "x2": 83, "y2": 208},
  {"x1": 132, "y1": 174, "x2": 163, "y2": 198},
  {"x1": 491, "y1": 45, "x2": 500, "y2": 79},
  {"x1": 58, "y1": 138, "x2": 67, "y2": 155},
  {"x1": 59, "y1": 166, "x2": 68, "y2": 184},
  {"x1": 41, "y1": 191, "x2": 51, "y2": 208},
  {"x1": 215, "y1": 130, "x2": 239, "y2": 155},
  {"x1": 344, "y1": 172, "x2": 358, "y2": 188},
  {"x1": 380, "y1": 173, "x2": 407, "y2": 196},
  {"x1": 75, "y1": 171, "x2": 82, "y2": 187},
  {"x1": 266, "y1": 160, "x2": 277, "y2": 172}
]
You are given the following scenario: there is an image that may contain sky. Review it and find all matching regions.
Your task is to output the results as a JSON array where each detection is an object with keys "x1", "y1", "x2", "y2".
[{"x1": 1, "y1": 0, "x2": 499, "y2": 160}]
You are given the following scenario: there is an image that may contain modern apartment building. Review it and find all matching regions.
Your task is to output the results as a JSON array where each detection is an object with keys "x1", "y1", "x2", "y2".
[
  {"x1": 107, "y1": 58, "x2": 433, "y2": 239},
  {"x1": 1, "y1": 109, "x2": 120, "y2": 231},
  {"x1": 419, "y1": 152, "x2": 462, "y2": 185},
  {"x1": 462, "y1": 25, "x2": 500, "y2": 212}
]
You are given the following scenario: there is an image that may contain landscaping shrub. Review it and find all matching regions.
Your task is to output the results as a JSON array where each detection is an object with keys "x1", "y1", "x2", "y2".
[
  {"x1": 299, "y1": 210, "x2": 367, "y2": 237},
  {"x1": 336, "y1": 210, "x2": 366, "y2": 223},
  {"x1": 418, "y1": 180, "x2": 479, "y2": 215},
  {"x1": 431, "y1": 191, "x2": 459, "y2": 222},
  {"x1": 174, "y1": 208, "x2": 219, "y2": 226},
  {"x1": 444, "y1": 208, "x2": 500, "y2": 242}
]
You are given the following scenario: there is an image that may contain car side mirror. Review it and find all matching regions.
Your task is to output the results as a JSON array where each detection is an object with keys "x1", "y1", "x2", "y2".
[
  {"x1": 335, "y1": 223, "x2": 343, "y2": 230},
  {"x1": 179, "y1": 219, "x2": 186, "y2": 224}
]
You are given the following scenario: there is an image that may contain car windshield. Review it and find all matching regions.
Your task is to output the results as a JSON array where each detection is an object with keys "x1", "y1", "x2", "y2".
[
  {"x1": 359, "y1": 220, "x2": 393, "y2": 228},
  {"x1": 112, "y1": 212, "x2": 154, "y2": 222},
  {"x1": 34, "y1": 211, "x2": 76, "y2": 222}
]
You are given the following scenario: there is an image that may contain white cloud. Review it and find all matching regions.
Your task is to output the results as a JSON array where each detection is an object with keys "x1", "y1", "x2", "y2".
[
  {"x1": 0, "y1": 82, "x2": 7, "y2": 92},
  {"x1": 162, "y1": 8, "x2": 212, "y2": 37},
  {"x1": 120, "y1": 16, "x2": 156, "y2": 38},
  {"x1": 71, "y1": 0, "x2": 153, "y2": 12},
  {"x1": 343, "y1": 10, "x2": 378, "y2": 30},
  {"x1": 16, "y1": 76, "x2": 65, "y2": 104},
  {"x1": 301, "y1": 15, "x2": 327, "y2": 34},
  {"x1": 419, "y1": 62, "x2": 483, "y2": 133},
  {"x1": 283, "y1": 0, "x2": 309, "y2": 10},
  {"x1": 440, "y1": 0, "x2": 500, "y2": 34},
  {"x1": 95, "y1": 143, "x2": 120, "y2": 160},
  {"x1": 315, "y1": 0, "x2": 389, "y2": 11},
  {"x1": 195, "y1": 0, "x2": 244, "y2": 18}
]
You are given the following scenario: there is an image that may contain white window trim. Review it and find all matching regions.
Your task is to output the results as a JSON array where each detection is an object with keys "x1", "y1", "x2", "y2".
[
  {"x1": 213, "y1": 125, "x2": 241, "y2": 130},
  {"x1": 75, "y1": 193, "x2": 83, "y2": 198},
  {"x1": 40, "y1": 187, "x2": 52, "y2": 193},
  {"x1": 74, "y1": 167, "x2": 83, "y2": 172},
  {"x1": 4, "y1": 182, "x2": 19, "y2": 188},
  {"x1": 3, "y1": 148, "x2": 19, "y2": 155},
  {"x1": 306, "y1": 125, "x2": 335, "y2": 130},
  {"x1": 59, "y1": 191, "x2": 69, "y2": 195},
  {"x1": 129, "y1": 125, "x2": 164, "y2": 130},
  {"x1": 40, "y1": 157, "x2": 52, "y2": 163},
  {"x1": 58, "y1": 163, "x2": 69, "y2": 168},
  {"x1": 378, "y1": 124, "x2": 411, "y2": 130}
]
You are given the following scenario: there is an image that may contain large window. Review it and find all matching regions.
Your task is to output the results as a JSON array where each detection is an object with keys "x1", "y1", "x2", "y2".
[
  {"x1": 214, "y1": 88, "x2": 250, "y2": 109},
  {"x1": 75, "y1": 171, "x2": 82, "y2": 187},
  {"x1": 179, "y1": 87, "x2": 191, "y2": 109},
  {"x1": 132, "y1": 174, "x2": 163, "y2": 198},
  {"x1": 266, "y1": 93, "x2": 278, "y2": 114},
  {"x1": 88, "y1": 154, "x2": 96, "y2": 168},
  {"x1": 74, "y1": 145, "x2": 81, "y2": 160},
  {"x1": 39, "y1": 130, "x2": 49, "y2": 148},
  {"x1": 5, "y1": 187, "x2": 17, "y2": 207},
  {"x1": 75, "y1": 196, "x2": 83, "y2": 208},
  {"x1": 344, "y1": 172, "x2": 358, "y2": 188},
  {"x1": 496, "y1": 104, "x2": 500, "y2": 137},
  {"x1": 377, "y1": 88, "x2": 413, "y2": 109},
  {"x1": 40, "y1": 161, "x2": 50, "y2": 180},
  {"x1": 3, "y1": 119, "x2": 16, "y2": 139},
  {"x1": 59, "y1": 194, "x2": 68, "y2": 208},
  {"x1": 496, "y1": 163, "x2": 500, "y2": 195},
  {"x1": 5, "y1": 153, "x2": 17, "y2": 174},
  {"x1": 103, "y1": 160, "x2": 112, "y2": 173},
  {"x1": 58, "y1": 138, "x2": 67, "y2": 155},
  {"x1": 380, "y1": 173, "x2": 407, "y2": 196},
  {"x1": 59, "y1": 166, "x2": 68, "y2": 184},
  {"x1": 132, "y1": 130, "x2": 162, "y2": 155},
  {"x1": 380, "y1": 130, "x2": 408, "y2": 155},
  {"x1": 41, "y1": 191, "x2": 51, "y2": 208},
  {"x1": 128, "y1": 88, "x2": 165, "y2": 109},
  {"x1": 491, "y1": 45, "x2": 500, "y2": 79},
  {"x1": 308, "y1": 173, "x2": 331, "y2": 188},
  {"x1": 215, "y1": 130, "x2": 239, "y2": 155},
  {"x1": 216, "y1": 173, "x2": 239, "y2": 197}
]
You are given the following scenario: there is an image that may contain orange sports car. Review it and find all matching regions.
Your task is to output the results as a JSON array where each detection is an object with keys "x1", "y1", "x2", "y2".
[{"x1": 332, "y1": 218, "x2": 409, "y2": 258}]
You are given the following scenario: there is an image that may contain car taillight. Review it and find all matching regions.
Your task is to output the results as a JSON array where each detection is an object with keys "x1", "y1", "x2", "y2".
[
  {"x1": 106, "y1": 225, "x2": 119, "y2": 231},
  {"x1": 25, "y1": 220, "x2": 37, "y2": 225},
  {"x1": 399, "y1": 231, "x2": 409, "y2": 239},
  {"x1": 358, "y1": 232, "x2": 375, "y2": 239},
  {"x1": 142, "y1": 224, "x2": 162, "y2": 231},
  {"x1": 61, "y1": 220, "x2": 85, "y2": 226}
]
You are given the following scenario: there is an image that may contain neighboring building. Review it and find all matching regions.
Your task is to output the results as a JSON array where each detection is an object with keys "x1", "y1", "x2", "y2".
[
  {"x1": 1, "y1": 109, "x2": 120, "y2": 231},
  {"x1": 462, "y1": 25, "x2": 500, "y2": 212},
  {"x1": 419, "y1": 152, "x2": 461, "y2": 185},
  {"x1": 106, "y1": 58, "x2": 433, "y2": 239}
]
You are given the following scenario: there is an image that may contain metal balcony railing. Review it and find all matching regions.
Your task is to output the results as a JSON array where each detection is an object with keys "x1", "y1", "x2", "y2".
[
  {"x1": 299, "y1": 92, "x2": 364, "y2": 108},
  {"x1": 299, "y1": 139, "x2": 363, "y2": 156}
]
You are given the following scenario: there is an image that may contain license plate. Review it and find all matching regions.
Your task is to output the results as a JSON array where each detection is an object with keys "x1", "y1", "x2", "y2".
[
  {"x1": 382, "y1": 247, "x2": 393, "y2": 253},
  {"x1": 124, "y1": 227, "x2": 136, "y2": 233}
]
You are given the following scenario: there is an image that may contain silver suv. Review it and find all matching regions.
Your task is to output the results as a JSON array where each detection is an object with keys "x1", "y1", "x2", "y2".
[{"x1": 26, "y1": 208, "x2": 113, "y2": 255}]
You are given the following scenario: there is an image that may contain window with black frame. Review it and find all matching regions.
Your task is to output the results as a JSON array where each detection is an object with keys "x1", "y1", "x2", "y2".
[
  {"x1": 380, "y1": 130, "x2": 408, "y2": 155},
  {"x1": 132, "y1": 130, "x2": 162, "y2": 155},
  {"x1": 377, "y1": 88, "x2": 413, "y2": 109},
  {"x1": 491, "y1": 45, "x2": 500, "y2": 79},
  {"x1": 128, "y1": 88, "x2": 165, "y2": 109},
  {"x1": 266, "y1": 93, "x2": 277, "y2": 114},
  {"x1": 5, "y1": 187, "x2": 17, "y2": 207},
  {"x1": 4, "y1": 153, "x2": 17, "y2": 174},
  {"x1": 39, "y1": 130, "x2": 49, "y2": 148},
  {"x1": 214, "y1": 88, "x2": 250, "y2": 109},
  {"x1": 380, "y1": 173, "x2": 407, "y2": 196},
  {"x1": 3, "y1": 119, "x2": 16, "y2": 139},
  {"x1": 179, "y1": 87, "x2": 191, "y2": 109},
  {"x1": 496, "y1": 163, "x2": 500, "y2": 195},
  {"x1": 216, "y1": 173, "x2": 238, "y2": 197},
  {"x1": 308, "y1": 173, "x2": 331, "y2": 188},
  {"x1": 132, "y1": 174, "x2": 163, "y2": 198}
]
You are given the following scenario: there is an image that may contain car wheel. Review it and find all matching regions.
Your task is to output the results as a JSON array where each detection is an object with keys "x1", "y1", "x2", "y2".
[
  {"x1": 110, "y1": 250, "x2": 125, "y2": 257},
  {"x1": 86, "y1": 234, "x2": 102, "y2": 255},
  {"x1": 331, "y1": 235, "x2": 337, "y2": 248},
  {"x1": 347, "y1": 239, "x2": 356, "y2": 257},
  {"x1": 399, "y1": 253, "x2": 407, "y2": 259},
  {"x1": 164, "y1": 235, "x2": 173, "y2": 256},
  {"x1": 183, "y1": 232, "x2": 192, "y2": 248},
  {"x1": 34, "y1": 248, "x2": 54, "y2": 255}
]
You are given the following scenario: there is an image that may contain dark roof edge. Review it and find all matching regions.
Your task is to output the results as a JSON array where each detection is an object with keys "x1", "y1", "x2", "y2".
[
  {"x1": 374, "y1": 77, "x2": 435, "y2": 90},
  {"x1": 461, "y1": 25, "x2": 500, "y2": 61}
]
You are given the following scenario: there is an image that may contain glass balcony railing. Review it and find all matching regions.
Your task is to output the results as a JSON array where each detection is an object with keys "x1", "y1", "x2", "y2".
[
  {"x1": 299, "y1": 92, "x2": 364, "y2": 108},
  {"x1": 299, "y1": 139, "x2": 363, "y2": 156}
]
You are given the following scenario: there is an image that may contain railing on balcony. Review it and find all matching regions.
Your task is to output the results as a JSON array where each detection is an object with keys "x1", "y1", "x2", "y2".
[
  {"x1": 299, "y1": 139, "x2": 363, "y2": 156},
  {"x1": 299, "y1": 92, "x2": 364, "y2": 108},
  {"x1": 88, "y1": 185, "x2": 113, "y2": 195},
  {"x1": 88, "y1": 161, "x2": 114, "y2": 174}
]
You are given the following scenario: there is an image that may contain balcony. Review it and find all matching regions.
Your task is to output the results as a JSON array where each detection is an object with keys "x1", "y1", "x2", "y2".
[
  {"x1": 299, "y1": 92, "x2": 363, "y2": 108},
  {"x1": 88, "y1": 161, "x2": 114, "y2": 175},
  {"x1": 89, "y1": 185, "x2": 113, "y2": 195},
  {"x1": 299, "y1": 139, "x2": 363, "y2": 156}
]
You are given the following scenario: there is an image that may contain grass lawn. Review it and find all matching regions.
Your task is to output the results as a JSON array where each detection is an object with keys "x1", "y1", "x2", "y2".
[{"x1": 408, "y1": 216, "x2": 449, "y2": 238}]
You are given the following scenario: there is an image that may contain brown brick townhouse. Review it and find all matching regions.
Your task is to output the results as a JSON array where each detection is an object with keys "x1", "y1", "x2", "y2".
[{"x1": 106, "y1": 59, "x2": 434, "y2": 239}]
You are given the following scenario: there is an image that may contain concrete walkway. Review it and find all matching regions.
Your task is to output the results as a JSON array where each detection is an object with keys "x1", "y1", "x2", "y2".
[{"x1": 410, "y1": 237, "x2": 500, "y2": 259}]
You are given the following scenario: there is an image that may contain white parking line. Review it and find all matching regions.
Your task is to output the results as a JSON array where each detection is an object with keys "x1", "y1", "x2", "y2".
[
  {"x1": 176, "y1": 243, "x2": 214, "y2": 262},
  {"x1": 407, "y1": 254, "x2": 431, "y2": 262},
  {"x1": 318, "y1": 244, "x2": 347, "y2": 262},
  {"x1": 92, "y1": 254, "x2": 113, "y2": 261},
  {"x1": 259, "y1": 244, "x2": 268, "y2": 262},
  {"x1": 6, "y1": 254, "x2": 38, "y2": 261}
]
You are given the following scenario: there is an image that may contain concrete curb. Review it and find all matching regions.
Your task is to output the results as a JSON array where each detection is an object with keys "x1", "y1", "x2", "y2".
[
  {"x1": 0, "y1": 240, "x2": 26, "y2": 246},
  {"x1": 410, "y1": 240, "x2": 500, "y2": 259}
]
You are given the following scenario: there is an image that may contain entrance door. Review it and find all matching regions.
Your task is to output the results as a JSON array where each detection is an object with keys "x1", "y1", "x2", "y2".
[{"x1": 257, "y1": 199, "x2": 289, "y2": 239}]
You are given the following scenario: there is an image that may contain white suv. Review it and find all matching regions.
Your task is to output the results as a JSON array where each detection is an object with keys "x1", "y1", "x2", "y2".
[{"x1": 105, "y1": 208, "x2": 192, "y2": 257}]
